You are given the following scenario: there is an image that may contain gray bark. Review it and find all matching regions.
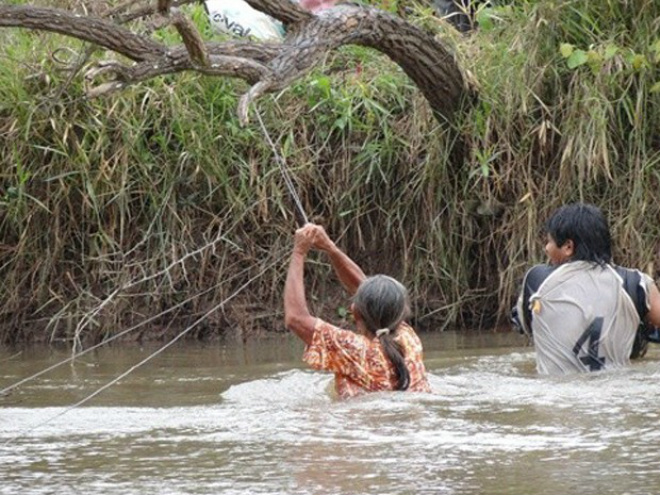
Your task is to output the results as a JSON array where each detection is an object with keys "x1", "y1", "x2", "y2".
[{"x1": 0, "y1": 1, "x2": 471, "y2": 124}]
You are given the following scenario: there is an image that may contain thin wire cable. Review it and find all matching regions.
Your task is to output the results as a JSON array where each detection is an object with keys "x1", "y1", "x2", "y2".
[
  {"x1": 1, "y1": 174, "x2": 282, "y2": 395},
  {"x1": 1, "y1": 205, "x2": 271, "y2": 395},
  {"x1": 0, "y1": 259, "x2": 258, "y2": 397},
  {"x1": 71, "y1": 232, "x2": 229, "y2": 351},
  {"x1": 255, "y1": 109, "x2": 309, "y2": 226},
  {"x1": 2, "y1": 253, "x2": 284, "y2": 446}
]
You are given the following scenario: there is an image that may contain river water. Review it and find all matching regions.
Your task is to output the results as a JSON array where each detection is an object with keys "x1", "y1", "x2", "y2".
[{"x1": 2, "y1": 331, "x2": 660, "y2": 495}]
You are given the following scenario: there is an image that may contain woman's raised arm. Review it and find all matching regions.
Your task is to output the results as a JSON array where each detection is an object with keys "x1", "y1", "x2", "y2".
[
  {"x1": 283, "y1": 225, "x2": 318, "y2": 345},
  {"x1": 309, "y1": 225, "x2": 366, "y2": 296}
]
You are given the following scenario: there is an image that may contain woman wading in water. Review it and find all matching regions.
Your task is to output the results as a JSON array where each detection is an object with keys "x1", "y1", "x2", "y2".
[{"x1": 284, "y1": 223, "x2": 431, "y2": 398}]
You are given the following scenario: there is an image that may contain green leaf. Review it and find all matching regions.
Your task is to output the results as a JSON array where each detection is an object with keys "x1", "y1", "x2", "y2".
[
  {"x1": 651, "y1": 40, "x2": 660, "y2": 54},
  {"x1": 650, "y1": 82, "x2": 660, "y2": 93},
  {"x1": 586, "y1": 50, "x2": 602, "y2": 74},
  {"x1": 311, "y1": 76, "x2": 332, "y2": 98},
  {"x1": 651, "y1": 40, "x2": 660, "y2": 63},
  {"x1": 586, "y1": 50, "x2": 601, "y2": 64},
  {"x1": 567, "y1": 50, "x2": 588, "y2": 69},
  {"x1": 632, "y1": 54, "x2": 648, "y2": 70},
  {"x1": 603, "y1": 44, "x2": 619, "y2": 60},
  {"x1": 560, "y1": 43, "x2": 574, "y2": 58},
  {"x1": 333, "y1": 115, "x2": 347, "y2": 130},
  {"x1": 476, "y1": 8, "x2": 495, "y2": 32}
]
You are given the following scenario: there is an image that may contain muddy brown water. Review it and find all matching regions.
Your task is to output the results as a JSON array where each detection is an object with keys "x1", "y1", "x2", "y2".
[{"x1": 2, "y1": 331, "x2": 660, "y2": 495}]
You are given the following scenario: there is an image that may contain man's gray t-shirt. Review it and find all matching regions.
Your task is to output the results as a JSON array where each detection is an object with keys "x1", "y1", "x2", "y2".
[{"x1": 516, "y1": 261, "x2": 652, "y2": 375}]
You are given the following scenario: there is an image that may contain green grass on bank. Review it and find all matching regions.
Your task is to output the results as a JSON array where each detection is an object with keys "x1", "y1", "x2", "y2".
[{"x1": 0, "y1": 0, "x2": 659, "y2": 344}]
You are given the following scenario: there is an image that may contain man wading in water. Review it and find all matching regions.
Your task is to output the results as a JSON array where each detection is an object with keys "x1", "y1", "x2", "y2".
[
  {"x1": 513, "y1": 203, "x2": 660, "y2": 374},
  {"x1": 284, "y1": 223, "x2": 431, "y2": 399}
]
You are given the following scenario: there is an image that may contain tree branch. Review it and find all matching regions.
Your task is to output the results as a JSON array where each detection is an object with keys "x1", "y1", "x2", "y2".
[
  {"x1": 0, "y1": 5, "x2": 166, "y2": 61},
  {"x1": 238, "y1": 5, "x2": 468, "y2": 122},
  {"x1": 83, "y1": 46, "x2": 275, "y2": 95},
  {"x1": 108, "y1": 0, "x2": 201, "y2": 24},
  {"x1": 242, "y1": 0, "x2": 312, "y2": 25},
  {"x1": 171, "y1": 10, "x2": 210, "y2": 66},
  {"x1": 238, "y1": 80, "x2": 276, "y2": 125},
  {"x1": 0, "y1": 2, "x2": 470, "y2": 125}
]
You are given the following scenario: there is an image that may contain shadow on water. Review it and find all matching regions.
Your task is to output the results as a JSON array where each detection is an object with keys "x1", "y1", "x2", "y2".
[{"x1": 2, "y1": 331, "x2": 660, "y2": 495}]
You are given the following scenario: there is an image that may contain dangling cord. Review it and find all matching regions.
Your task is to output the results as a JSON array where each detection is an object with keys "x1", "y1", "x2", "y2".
[{"x1": 255, "y1": 109, "x2": 309, "y2": 226}]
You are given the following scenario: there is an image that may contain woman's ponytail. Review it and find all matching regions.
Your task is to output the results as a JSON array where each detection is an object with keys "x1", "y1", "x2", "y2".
[
  {"x1": 353, "y1": 275, "x2": 411, "y2": 391},
  {"x1": 378, "y1": 331, "x2": 410, "y2": 390}
]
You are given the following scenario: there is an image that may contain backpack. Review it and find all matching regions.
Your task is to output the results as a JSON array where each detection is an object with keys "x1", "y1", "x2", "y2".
[{"x1": 514, "y1": 261, "x2": 649, "y2": 374}]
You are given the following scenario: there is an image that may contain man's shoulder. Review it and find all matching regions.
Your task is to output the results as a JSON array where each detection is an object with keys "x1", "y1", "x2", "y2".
[
  {"x1": 611, "y1": 265, "x2": 650, "y2": 319},
  {"x1": 611, "y1": 264, "x2": 644, "y2": 280},
  {"x1": 524, "y1": 264, "x2": 556, "y2": 292},
  {"x1": 525, "y1": 263, "x2": 555, "y2": 277}
]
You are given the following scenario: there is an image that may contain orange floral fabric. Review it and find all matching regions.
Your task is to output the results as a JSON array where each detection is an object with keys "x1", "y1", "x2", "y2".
[{"x1": 302, "y1": 319, "x2": 432, "y2": 399}]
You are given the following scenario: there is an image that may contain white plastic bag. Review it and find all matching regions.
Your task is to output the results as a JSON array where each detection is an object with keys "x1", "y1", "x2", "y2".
[{"x1": 205, "y1": 0, "x2": 285, "y2": 41}]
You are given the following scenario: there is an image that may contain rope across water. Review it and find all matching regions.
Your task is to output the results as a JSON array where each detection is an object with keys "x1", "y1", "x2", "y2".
[{"x1": 255, "y1": 109, "x2": 309, "y2": 226}]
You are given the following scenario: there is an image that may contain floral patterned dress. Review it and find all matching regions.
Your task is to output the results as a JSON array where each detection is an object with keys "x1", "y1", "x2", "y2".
[{"x1": 302, "y1": 319, "x2": 432, "y2": 399}]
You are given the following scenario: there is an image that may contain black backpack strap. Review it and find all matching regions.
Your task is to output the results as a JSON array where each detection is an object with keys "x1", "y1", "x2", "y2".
[
  {"x1": 524, "y1": 264, "x2": 555, "y2": 294},
  {"x1": 614, "y1": 266, "x2": 655, "y2": 358},
  {"x1": 614, "y1": 266, "x2": 648, "y2": 321},
  {"x1": 512, "y1": 264, "x2": 555, "y2": 334}
]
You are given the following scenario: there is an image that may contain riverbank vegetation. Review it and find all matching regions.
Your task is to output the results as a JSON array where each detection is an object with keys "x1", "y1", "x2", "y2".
[{"x1": 1, "y1": 0, "x2": 659, "y2": 345}]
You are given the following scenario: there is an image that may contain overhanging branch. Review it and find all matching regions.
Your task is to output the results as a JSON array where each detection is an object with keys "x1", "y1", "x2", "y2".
[
  {"x1": 0, "y1": 5, "x2": 166, "y2": 61},
  {"x1": 0, "y1": 2, "x2": 471, "y2": 125}
]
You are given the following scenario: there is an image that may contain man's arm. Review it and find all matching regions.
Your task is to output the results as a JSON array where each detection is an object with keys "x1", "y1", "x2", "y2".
[{"x1": 647, "y1": 282, "x2": 660, "y2": 328}]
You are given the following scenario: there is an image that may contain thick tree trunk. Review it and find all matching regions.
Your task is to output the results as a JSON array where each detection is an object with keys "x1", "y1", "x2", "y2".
[{"x1": 279, "y1": 5, "x2": 468, "y2": 122}]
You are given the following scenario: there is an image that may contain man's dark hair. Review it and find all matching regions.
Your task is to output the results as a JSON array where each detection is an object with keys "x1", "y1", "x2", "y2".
[{"x1": 545, "y1": 203, "x2": 612, "y2": 265}]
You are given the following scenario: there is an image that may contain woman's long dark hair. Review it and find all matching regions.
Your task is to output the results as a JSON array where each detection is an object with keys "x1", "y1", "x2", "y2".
[{"x1": 353, "y1": 275, "x2": 411, "y2": 390}]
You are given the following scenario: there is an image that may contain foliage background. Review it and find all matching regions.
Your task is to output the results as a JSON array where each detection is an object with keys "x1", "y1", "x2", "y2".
[{"x1": 1, "y1": 0, "x2": 659, "y2": 344}]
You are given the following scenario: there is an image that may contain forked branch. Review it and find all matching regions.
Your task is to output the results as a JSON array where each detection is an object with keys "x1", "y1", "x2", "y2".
[{"x1": 0, "y1": 1, "x2": 470, "y2": 124}]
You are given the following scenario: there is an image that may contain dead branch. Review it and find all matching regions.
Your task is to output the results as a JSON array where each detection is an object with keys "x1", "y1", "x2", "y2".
[{"x1": 0, "y1": 1, "x2": 470, "y2": 124}]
